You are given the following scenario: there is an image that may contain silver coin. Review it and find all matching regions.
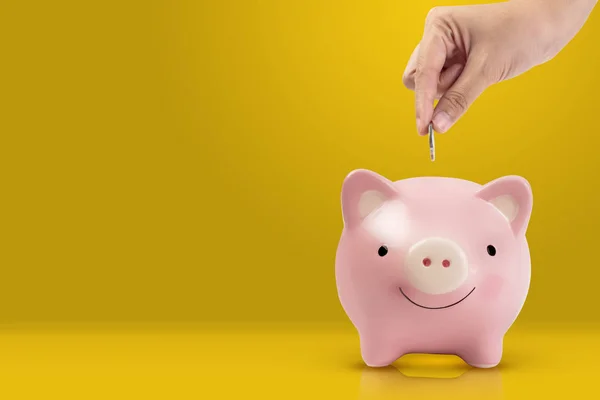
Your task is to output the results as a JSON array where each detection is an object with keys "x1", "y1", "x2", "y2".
[{"x1": 428, "y1": 123, "x2": 435, "y2": 162}]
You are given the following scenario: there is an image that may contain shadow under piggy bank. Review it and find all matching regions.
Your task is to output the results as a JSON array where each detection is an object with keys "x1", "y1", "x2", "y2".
[{"x1": 358, "y1": 354, "x2": 503, "y2": 400}]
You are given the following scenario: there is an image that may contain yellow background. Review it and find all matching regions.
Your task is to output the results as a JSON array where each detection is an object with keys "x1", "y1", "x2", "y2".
[
  {"x1": 1, "y1": 0, "x2": 599, "y2": 327},
  {"x1": 1, "y1": 1, "x2": 600, "y2": 398}
]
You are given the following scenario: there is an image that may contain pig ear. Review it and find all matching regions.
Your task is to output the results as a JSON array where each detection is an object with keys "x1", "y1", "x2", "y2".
[
  {"x1": 341, "y1": 169, "x2": 399, "y2": 229},
  {"x1": 475, "y1": 175, "x2": 533, "y2": 236}
]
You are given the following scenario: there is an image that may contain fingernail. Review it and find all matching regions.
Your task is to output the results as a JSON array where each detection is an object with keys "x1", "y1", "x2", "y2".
[{"x1": 432, "y1": 111, "x2": 452, "y2": 133}]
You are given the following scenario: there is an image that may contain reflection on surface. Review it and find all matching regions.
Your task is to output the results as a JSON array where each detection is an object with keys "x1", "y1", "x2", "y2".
[{"x1": 358, "y1": 354, "x2": 503, "y2": 400}]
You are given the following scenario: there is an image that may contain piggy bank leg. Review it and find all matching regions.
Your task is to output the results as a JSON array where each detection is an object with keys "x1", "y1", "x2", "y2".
[
  {"x1": 460, "y1": 337, "x2": 503, "y2": 368},
  {"x1": 359, "y1": 333, "x2": 402, "y2": 367}
]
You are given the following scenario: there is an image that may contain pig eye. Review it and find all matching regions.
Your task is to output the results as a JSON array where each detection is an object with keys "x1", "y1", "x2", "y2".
[
  {"x1": 487, "y1": 245, "x2": 497, "y2": 256},
  {"x1": 378, "y1": 246, "x2": 388, "y2": 257}
]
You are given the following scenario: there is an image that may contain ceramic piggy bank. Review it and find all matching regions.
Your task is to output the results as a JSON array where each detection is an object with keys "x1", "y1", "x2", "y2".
[{"x1": 335, "y1": 169, "x2": 533, "y2": 368}]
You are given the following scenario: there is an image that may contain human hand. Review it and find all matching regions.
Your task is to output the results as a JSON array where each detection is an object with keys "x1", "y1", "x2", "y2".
[{"x1": 403, "y1": 0, "x2": 597, "y2": 135}]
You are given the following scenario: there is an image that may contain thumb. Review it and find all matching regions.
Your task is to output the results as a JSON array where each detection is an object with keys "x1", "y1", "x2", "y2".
[{"x1": 431, "y1": 61, "x2": 490, "y2": 133}]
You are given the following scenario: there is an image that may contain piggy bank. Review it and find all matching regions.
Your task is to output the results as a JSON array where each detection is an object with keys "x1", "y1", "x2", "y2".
[{"x1": 335, "y1": 169, "x2": 533, "y2": 368}]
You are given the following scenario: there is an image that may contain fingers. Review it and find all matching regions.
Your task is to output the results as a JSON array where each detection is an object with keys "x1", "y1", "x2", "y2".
[
  {"x1": 405, "y1": 59, "x2": 488, "y2": 134},
  {"x1": 405, "y1": 7, "x2": 492, "y2": 135},
  {"x1": 414, "y1": 29, "x2": 448, "y2": 135},
  {"x1": 403, "y1": 52, "x2": 464, "y2": 98},
  {"x1": 402, "y1": 43, "x2": 420, "y2": 91},
  {"x1": 431, "y1": 61, "x2": 489, "y2": 133},
  {"x1": 438, "y1": 63, "x2": 464, "y2": 94}
]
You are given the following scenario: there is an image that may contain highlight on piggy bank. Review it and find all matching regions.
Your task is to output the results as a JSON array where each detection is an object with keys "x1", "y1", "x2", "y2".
[{"x1": 335, "y1": 169, "x2": 533, "y2": 369}]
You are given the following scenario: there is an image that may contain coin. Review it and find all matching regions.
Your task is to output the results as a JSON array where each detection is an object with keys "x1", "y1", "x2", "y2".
[{"x1": 428, "y1": 123, "x2": 435, "y2": 162}]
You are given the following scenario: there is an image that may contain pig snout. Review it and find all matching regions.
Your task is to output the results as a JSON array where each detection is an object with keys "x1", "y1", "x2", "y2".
[{"x1": 404, "y1": 237, "x2": 469, "y2": 295}]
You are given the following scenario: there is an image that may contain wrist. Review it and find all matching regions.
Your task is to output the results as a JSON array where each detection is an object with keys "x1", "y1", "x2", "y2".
[{"x1": 514, "y1": 0, "x2": 597, "y2": 60}]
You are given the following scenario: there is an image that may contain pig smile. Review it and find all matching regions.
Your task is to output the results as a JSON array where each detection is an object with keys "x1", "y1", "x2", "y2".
[{"x1": 399, "y1": 287, "x2": 476, "y2": 310}]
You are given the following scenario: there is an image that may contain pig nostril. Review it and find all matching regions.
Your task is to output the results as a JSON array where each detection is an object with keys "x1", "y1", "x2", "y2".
[
  {"x1": 442, "y1": 259, "x2": 451, "y2": 268},
  {"x1": 422, "y1": 258, "x2": 431, "y2": 267}
]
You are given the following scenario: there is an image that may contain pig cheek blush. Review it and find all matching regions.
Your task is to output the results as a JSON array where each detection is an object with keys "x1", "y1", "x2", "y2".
[{"x1": 336, "y1": 169, "x2": 533, "y2": 369}]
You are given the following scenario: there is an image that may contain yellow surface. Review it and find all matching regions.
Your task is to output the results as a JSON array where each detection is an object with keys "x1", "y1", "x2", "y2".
[{"x1": 0, "y1": 323, "x2": 593, "y2": 399}]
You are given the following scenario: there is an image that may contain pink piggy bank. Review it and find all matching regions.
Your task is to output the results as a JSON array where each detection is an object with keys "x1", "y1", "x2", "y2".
[{"x1": 335, "y1": 169, "x2": 533, "y2": 368}]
